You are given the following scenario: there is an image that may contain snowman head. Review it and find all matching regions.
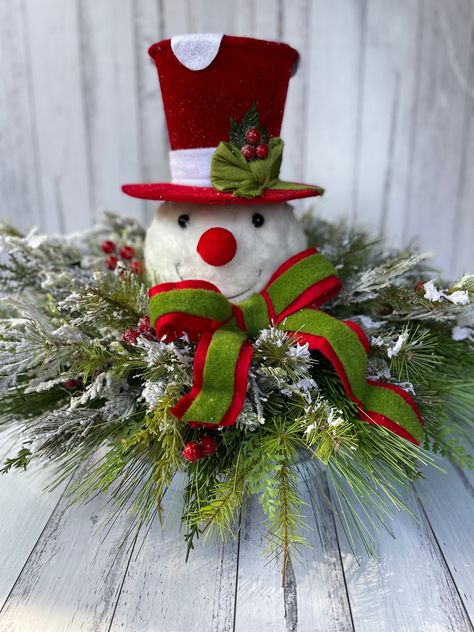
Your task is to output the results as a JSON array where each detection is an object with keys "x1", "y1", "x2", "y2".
[
  {"x1": 145, "y1": 202, "x2": 307, "y2": 300},
  {"x1": 123, "y1": 34, "x2": 324, "y2": 284}
]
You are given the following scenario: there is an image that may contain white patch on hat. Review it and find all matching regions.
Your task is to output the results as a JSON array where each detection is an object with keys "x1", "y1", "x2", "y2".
[{"x1": 171, "y1": 33, "x2": 223, "y2": 71}]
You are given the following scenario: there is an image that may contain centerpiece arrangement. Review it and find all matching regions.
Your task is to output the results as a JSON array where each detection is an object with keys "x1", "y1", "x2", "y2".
[{"x1": 1, "y1": 34, "x2": 472, "y2": 582}]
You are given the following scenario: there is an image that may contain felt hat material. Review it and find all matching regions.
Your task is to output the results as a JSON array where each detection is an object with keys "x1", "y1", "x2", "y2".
[{"x1": 122, "y1": 34, "x2": 323, "y2": 204}]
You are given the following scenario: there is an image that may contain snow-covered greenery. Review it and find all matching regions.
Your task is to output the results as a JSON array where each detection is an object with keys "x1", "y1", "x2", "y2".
[{"x1": 0, "y1": 212, "x2": 473, "y2": 579}]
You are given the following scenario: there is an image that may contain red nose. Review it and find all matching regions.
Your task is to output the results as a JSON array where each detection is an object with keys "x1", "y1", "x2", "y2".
[{"x1": 196, "y1": 227, "x2": 237, "y2": 266}]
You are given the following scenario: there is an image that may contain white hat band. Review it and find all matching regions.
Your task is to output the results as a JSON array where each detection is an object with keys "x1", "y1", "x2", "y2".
[{"x1": 169, "y1": 147, "x2": 216, "y2": 187}]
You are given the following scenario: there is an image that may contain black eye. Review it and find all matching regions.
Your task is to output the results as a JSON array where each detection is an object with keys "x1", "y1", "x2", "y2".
[
  {"x1": 178, "y1": 214, "x2": 189, "y2": 228},
  {"x1": 252, "y1": 213, "x2": 265, "y2": 228}
]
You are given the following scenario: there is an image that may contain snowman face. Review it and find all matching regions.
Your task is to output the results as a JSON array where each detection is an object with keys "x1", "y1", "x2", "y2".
[{"x1": 145, "y1": 202, "x2": 307, "y2": 300}]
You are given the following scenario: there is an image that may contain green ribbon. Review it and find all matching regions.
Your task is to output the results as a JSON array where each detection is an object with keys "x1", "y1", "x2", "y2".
[{"x1": 149, "y1": 249, "x2": 423, "y2": 444}]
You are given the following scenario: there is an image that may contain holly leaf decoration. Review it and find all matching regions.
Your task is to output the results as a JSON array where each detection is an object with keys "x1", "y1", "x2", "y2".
[
  {"x1": 228, "y1": 119, "x2": 243, "y2": 148},
  {"x1": 260, "y1": 126, "x2": 270, "y2": 145},
  {"x1": 229, "y1": 102, "x2": 261, "y2": 147},
  {"x1": 211, "y1": 137, "x2": 324, "y2": 199},
  {"x1": 212, "y1": 105, "x2": 324, "y2": 198},
  {"x1": 211, "y1": 142, "x2": 264, "y2": 197}
]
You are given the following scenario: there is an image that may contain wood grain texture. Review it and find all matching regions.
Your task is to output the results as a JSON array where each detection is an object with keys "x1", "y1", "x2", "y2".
[
  {"x1": 0, "y1": 459, "x2": 136, "y2": 632},
  {"x1": 162, "y1": 0, "x2": 192, "y2": 35},
  {"x1": 404, "y1": 0, "x2": 474, "y2": 271},
  {"x1": 353, "y1": 0, "x2": 420, "y2": 246},
  {"x1": 0, "y1": 463, "x2": 68, "y2": 612},
  {"x1": 77, "y1": 0, "x2": 145, "y2": 219},
  {"x1": 280, "y1": 0, "x2": 311, "y2": 190},
  {"x1": 0, "y1": 432, "x2": 68, "y2": 610},
  {"x1": 109, "y1": 472, "x2": 238, "y2": 632},
  {"x1": 449, "y1": 22, "x2": 474, "y2": 276},
  {"x1": 0, "y1": 0, "x2": 43, "y2": 231},
  {"x1": 132, "y1": 0, "x2": 170, "y2": 222},
  {"x1": 22, "y1": 0, "x2": 93, "y2": 234},
  {"x1": 304, "y1": 0, "x2": 365, "y2": 226},
  {"x1": 416, "y1": 460, "x2": 474, "y2": 622},
  {"x1": 338, "y1": 485, "x2": 473, "y2": 632},
  {"x1": 0, "y1": 438, "x2": 473, "y2": 631},
  {"x1": 234, "y1": 473, "x2": 354, "y2": 632},
  {"x1": 233, "y1": 494, "x2": 289, "y2": 632}
]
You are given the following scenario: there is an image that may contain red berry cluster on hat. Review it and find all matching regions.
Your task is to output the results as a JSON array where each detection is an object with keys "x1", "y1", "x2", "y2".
[
  {"x1": 101, "y1": 240, "x2": 144, "y2": 275},
  {"x1": 241, "y1": 128, "x2": 268, "y2": 161},
  {"x1": 228, "y1": 103, "x2": 270, "y2": 162}
]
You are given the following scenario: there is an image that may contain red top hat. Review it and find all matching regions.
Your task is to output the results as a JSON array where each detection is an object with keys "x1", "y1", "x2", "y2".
[{"x1": 122, "y1": 34, "x2": 323, "y2": 205}]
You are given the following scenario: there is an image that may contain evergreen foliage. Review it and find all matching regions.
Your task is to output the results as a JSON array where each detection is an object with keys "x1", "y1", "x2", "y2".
[{"x1": 0, "y1": 211, "x2": 473, "y2": 581}]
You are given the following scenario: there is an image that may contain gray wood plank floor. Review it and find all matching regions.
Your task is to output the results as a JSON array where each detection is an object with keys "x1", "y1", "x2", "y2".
[{"x1": 0, "y1": 434, "x2": 472, "y2": 632}]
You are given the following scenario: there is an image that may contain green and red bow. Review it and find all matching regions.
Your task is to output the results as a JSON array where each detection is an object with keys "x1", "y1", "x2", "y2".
[{"x1": 149, "y1": 249, "x2": 423, "y2": 444}]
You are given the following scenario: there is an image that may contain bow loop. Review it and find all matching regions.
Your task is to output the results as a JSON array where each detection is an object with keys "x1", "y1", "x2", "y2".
[
  {"x1": 149, "y1": 279, "x2": 232, "y2": 341},
  {"x1": 148, "y1": 249, "x2": 423, "y2": 444},
  {"x1": 260, "y1": 248, "x2": 342, "y2": 323}
]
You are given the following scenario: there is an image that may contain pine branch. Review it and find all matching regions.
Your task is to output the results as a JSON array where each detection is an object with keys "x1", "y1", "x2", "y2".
[{"x1": 1, "y1": 210, "x2": 473, "y2": 572}]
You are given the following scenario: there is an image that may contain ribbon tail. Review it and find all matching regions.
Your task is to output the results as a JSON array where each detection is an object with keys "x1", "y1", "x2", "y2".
[
  {"x1": 359, "y1": 382, "x2": 423, "y2": 444},
  {"x1": 281, "y1": 309, "x2": 423, "y2": 445},
  {"x1": 171, "y1": 329, "x2": 253, "y2": 426}
]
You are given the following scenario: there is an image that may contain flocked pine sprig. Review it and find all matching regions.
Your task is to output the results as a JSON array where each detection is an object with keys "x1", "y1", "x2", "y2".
[
  {"x1": 57, "y1": 269, "x2": 148, "y2": 332},
  {"x1": 234, "y1": 328, "x2": 320, "y2": 431},
  {"x1": 259, "y1": 425, "x2": 308, "y2": 585},
  {"x1": 251, "y1": 327, "x2": 318, "y2": 411},
  {"x1": 300, "y1": 398, "x2": 357, "y2": 465},
  {"x1": 0, "y1": 228, "x2": 82, "y2": 296},
  {"x1": 300, "y1": 214, "x2": 381, "y2": 279},
  {"x1": 369, "y1": 324, "x2": 442, "y2": 386},
  {"x1": 0, "y1": 210, "x2": 473, "y2": 581},
  {"x1": 323, "y1": 424, "x2": 432, "y2": 556},
  {"x1": 333, "y1": 252, "x2": 430, "y2": 308},
  {"x1": 253, "y1": 327, "x2": 314, "y2": 381},
  {"x1": 183, "y1": 416, "x2": 309, "y2": 583}
]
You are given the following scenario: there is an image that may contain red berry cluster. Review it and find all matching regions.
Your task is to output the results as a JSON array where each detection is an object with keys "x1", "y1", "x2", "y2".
[
  {"x1": 63, "y1": 378, "x2": 81, "y2": 390},
  {"x1": 183, "y1": 433, "x2": 217, "y2": 462},
  {"x1": 121, "y1": 315, "x2": 154, "y2": 346},
  {"x1": 241, "y1": 127, "x2": 269, "y2": 162},
  {"x1": 101, "y1": 240, "x2": 144, "y2": 275}
]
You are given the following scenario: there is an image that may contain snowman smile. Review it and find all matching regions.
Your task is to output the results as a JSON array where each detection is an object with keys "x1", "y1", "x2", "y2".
[
  {"x1": 227, "y1": 271, "x2": 263, "y2": 300},
  {"x1": 175, "y1": 263, "x2": 262, "y2": 300}
]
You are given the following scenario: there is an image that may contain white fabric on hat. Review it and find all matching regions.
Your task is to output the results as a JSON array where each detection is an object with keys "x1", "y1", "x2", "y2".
[
  {"x1": 169, "y1": 147, "x2": 215, "y2": 187},
  {"x1": 171, "y1": 33, "x2": 223, "y2": 71}
]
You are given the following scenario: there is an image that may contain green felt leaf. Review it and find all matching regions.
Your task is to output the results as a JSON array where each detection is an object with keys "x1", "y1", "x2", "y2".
[
  {"x1": 211, "y1": 136, "x2": 321, "y2": 199},
  {"x1": 269, "y1": 180, "x2": 325, "y2": 194},
  {"x1": 248, "y1": 157, "x2": 272, "y2": 188},
  {"x1": 210, "y1": 142, "x2": 254, "y2": 193},
  {"x1": 212, "y1": 139, "x2": 278, "y2": 198},
  {"x1": 268, "y1": 137, "x2": 284, "y2": 181},
  {"x1": 234, "y1": 182, "x2": 264, "y2": 198}
]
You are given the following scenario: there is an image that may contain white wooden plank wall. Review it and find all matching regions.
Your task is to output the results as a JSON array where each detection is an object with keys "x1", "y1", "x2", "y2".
[{"x1": 0, "y1": 0, "x2": 473, "y2": 277}]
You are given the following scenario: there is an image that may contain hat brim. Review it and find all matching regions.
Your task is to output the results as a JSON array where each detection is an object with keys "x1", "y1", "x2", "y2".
[{"x1": 121, "y1": 183, "x2": 323, "y2": 205}]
